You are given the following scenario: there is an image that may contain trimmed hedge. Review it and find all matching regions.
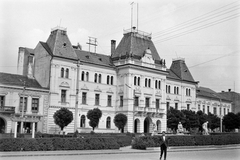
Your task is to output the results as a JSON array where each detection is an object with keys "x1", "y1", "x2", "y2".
[
  {"x1": 131, "y1": 133, "x2": 240, "y2": 149},
  {"x1": 0, "y1": 137, "x2": 120, "y2": 152}
]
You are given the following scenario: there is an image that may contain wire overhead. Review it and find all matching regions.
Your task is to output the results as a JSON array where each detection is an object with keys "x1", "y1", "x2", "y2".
[{"x1": 152, "y1": 1, "x2": 240, "y2": 43}]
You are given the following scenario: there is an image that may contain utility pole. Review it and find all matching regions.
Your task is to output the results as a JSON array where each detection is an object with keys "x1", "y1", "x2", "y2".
[
  {"x1": 20, "y1": 81, "x2": 26, "y2": 134},
  {"x1": 220, "y1": 98, "x2": 222, "y2": 132},
  {"x1": 74, "y1": 59, "x2": 80, "y2": 132}
]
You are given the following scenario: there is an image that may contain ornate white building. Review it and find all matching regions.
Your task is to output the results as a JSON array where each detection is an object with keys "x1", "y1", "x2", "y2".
[{"x1": 14, "y1": 26, "x2": 231, "y2": 134}]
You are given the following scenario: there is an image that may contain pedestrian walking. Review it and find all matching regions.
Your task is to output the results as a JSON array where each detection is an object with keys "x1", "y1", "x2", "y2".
[{"x1": 159, "y1": 131, "x2": 169, "y2": 160}]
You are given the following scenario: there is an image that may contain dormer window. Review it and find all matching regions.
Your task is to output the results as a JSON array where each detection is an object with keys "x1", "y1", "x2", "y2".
[
  {"x1": 86, "y1": 55, "x2": 90, "y2": 59},
  {"x1": 63, "y1": 42, "x2": 67, "y2": 47},
  {"x1": 99, "y1": 58, "x2": 102, "y2": 61}
]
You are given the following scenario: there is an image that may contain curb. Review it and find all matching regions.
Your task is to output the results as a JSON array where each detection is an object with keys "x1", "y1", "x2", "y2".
[{"x1": 1, "y1": 144, "x2": 240, "y2": 157}]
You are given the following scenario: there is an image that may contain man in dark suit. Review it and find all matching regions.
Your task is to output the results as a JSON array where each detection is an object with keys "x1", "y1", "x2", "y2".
[{"x1": 159, "y1": 131, "x2": 169, "y2": 160}]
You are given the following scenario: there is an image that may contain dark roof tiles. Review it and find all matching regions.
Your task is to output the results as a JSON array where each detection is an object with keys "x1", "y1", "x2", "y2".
[{"x1": 0, "y1": 72, "x2": 47, "y2": 89}]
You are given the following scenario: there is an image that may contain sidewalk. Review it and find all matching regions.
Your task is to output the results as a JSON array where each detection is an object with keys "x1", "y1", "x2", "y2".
[{"x1": 1, "y1": 144, "x2": 240, "y2": 157}]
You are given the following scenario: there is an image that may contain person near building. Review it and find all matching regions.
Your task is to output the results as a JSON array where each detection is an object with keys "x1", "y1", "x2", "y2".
[{"x1": 159, "y1": 131, "x2": 169, "y2": 160}]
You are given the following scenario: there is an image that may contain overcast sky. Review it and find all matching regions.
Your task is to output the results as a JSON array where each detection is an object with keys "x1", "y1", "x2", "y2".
[{"x1": 0, "y1": 0, "x2": 239, "y2": 93}]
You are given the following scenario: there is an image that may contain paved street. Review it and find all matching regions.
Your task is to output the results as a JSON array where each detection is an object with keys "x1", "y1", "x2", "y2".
[{"x1": 1, "y1": 148, "x2": 240, "y2": 160}]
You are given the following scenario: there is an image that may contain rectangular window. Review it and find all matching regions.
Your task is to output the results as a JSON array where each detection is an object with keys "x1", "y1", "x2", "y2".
[
  {"x1": 120, "y1": 96, "x2": 123, "y2": 107},
  {"x1": 203, "y1": 105, "x2": 205, "y2": 113},
  {"x1": 156, "y1": 99, "x2": 160, "y2": 109},
  {"x1": 198, "y1": 104, "x2": 201, "y2": 111},
  {"x1": 167, "y1": 102, "x2": 170, "y2": 110},
  {"x1": 175, "y1": 103, "x2": 178, "y2": 110},
  {"x1": 32, "y1": 98, "x2": 39, "y2": 113},
  {"x1": 145, "y1": 97, "x2": 150, "y2": 107},
  {"x1": 0, "y1": 96, "x2": 4, "y2": 106},
  {"x1": 207, "y1": 106, "x2": 210, "y2": 114},
  {"x1": 224, "y1": 108, "x2": 226, "y2": 115},
  {"x1": 213, "y1": 107, "x2": 217, "y2": 115},
  {"x1": 107, "y1": 95, "x2": 112, "y2": 106},
  {"x1": 19, "y1": 97, "x2": 27, "y2": 112},
  {"x1": 134, "y1": 96, "x2": 139, "y2": 106},
  {"x1": 95, "y1": 94, "x2": 100, "y2": 105},
  {"x1": 82, "y1": 92, "x2": 87, "y2": 104},
  {"x1": 61, "y1": 90, "x2": 67, "y2": 103},
  {"x1": 187, "y1": 104, "x2": 190, "y2": 110}
]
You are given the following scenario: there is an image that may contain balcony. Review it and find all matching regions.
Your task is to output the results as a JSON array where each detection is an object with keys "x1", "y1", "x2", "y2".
[
  {"x1": 0, "y1": 106, "x2": 15, "y2": 113},
  {"x1": 134, "y1": 106, "x2": 165, "y2": 114}
]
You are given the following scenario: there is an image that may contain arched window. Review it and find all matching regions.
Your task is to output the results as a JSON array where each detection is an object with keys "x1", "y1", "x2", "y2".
[
  {"x1": 107, "y1": 75, "x2": 110, "y2": 84},
  {"x1": 86, "y1": 72, "x2": 89, "y2": 81},
  {"x1": 186, "y1": 88, "x2": 188, "y2": 96},
  {"x1": 168, "y1": 85, "x2": 171, "y2": 93},
  {"x1": 80, "y1": 115, "x2": 86, "y2": 127},
  {"x1": 61, "y1": 68, "x2": 64, "y2": 78},
  {"x1": 98, "y1": 74, "x2": 101, "y2": 83},
  {"x1": 145, "y1": 78, "x2": 148, "y2": 87},
  {"x1": 148, "y1": 79, "x2": 151, "y2": 87},
  {"x1": 134, "y1": 76, "x2": 137, "y2": 85},
  {"x1": 177, "y1": 87, "x2": 179, "y2": 94},
  {"x1": 155, "y1": 80, "x2": 158, "y2": 89},
  {"x1": 94, "y1": 73, "x2": 97, "y2": 83},
  {"x1": 81, "y1": 71, "x2": 85, "y2": 81},
  {"x1": 174, "y1": 87, "x2": 176, "y2": 94},
  {"x1": 111, "y1": 76, "x2": 113, "y2": 85},
  {"x1": 106, "y1": 117, "x2": 111, "y2": 129},
  {"x1": 189, "y1": 89, "x2": 191, "y2": 96},
  {"x1": 65, "y1": 68, "x2": 69, "y2": 78},
  {"x1": 158, "y1": 81, "x2": 161, "y2": 89},
  {"x1": 138, "y1": 77, "x2": 140, "y2": 86}
]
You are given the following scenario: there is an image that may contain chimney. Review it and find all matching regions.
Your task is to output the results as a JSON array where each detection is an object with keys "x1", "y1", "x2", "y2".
[
  {"x1": 111, "y1": 40, "x2": 116, "y2": 56},
  {"x1": 228, "y1": 89, "x2": 231, "y2": 92}
]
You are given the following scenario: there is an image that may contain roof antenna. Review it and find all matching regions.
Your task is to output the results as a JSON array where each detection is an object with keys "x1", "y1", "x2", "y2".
[
  {"x1": 130, "y1": 2, "x2": 134, "y2": 32},
  {"x1": 59, "y1": 19, "x2": 62, "y2": 27},
  {"x1": 175, "y1": 51, "x2": 179, "y2": 58}
]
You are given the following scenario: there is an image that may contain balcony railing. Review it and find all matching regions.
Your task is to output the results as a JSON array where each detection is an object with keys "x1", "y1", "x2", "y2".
[
  {"x1": 0, "y1": 106, "x2": 15, "y2": 113},
  {"x1": 134, "y1": 106, "x2": 165, "y2": 114}
]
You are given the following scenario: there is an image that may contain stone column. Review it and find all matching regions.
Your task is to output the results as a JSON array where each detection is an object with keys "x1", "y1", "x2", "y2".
[
  {"x1": 32, "y1": 122, "x2": 35, "y2": 138},
  {"x1": 14, "y1": 122, "x2": 17, "y2": 138}
]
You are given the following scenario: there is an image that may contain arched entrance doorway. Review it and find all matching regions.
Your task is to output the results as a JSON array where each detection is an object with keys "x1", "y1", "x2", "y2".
[
  {"x1": 144, "y1": 117, "x2": 152, "y2": 133},
  {"x1": 0, "y1": 117, "x2": 6, "y2": 133},
  {"x1": 134, "y1": 119, "x2": 140, "y2": 133}
]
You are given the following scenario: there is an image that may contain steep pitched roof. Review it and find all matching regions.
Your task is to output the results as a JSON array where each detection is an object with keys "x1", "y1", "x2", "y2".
[
  {"x1": 197, "y1": 86, "x2": 231, "y2": 102},
  {"x1": 111, "y1": 32, "x2": 161, "y2": 62},
  {"x1": 0, "y1": 72, "x2": 47, "y2": 89},
  {"x1": 166, "y1": 69, "x2": 181, "y2": 80},
  {"x1": 46, "y1": 27, "x2": 77, "y2": 60},
  {"x1": 75, "y1": 50, "x2": 114, "y2": 67},
  {"x1": 169, "y1": 59, "x2": 196, "y2": 83}
]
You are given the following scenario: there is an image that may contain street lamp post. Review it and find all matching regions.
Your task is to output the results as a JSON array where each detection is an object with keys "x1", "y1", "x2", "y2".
[
  {"x1": 74, "y1": 59, "x2": 80, "y2": 132},
  {"x1": 20, "y1": 81, "x2": 26, "y2": 134}
]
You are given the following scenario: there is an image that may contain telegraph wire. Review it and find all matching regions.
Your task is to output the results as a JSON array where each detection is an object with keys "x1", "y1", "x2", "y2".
[
  {"x1": 188, "y1": 50, "x2": 239, "y2": 68},
  {"x1": 154, "y1": 13, "x2": 240, "y2": 43},
  {"x1": 153, "y1": 6, "x2": 240, "y2": 38},
  {"x1": 153, "y1": 1, "x2": 239, "y2": 37}
]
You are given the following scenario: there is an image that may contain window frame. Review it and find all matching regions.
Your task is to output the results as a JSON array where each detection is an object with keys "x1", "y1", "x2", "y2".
[
  {"x1": 31, "y1": 98, "x2": 39, "y2": 113},
  {"x1": 95, "y1": 94, "x2": 100, "y2": 105},
  {"x1": 82, "y1": 92, "x2": 87, "y2": 104},
  {"x1": 61, "y1": 90, "x2": 67, "y2": 103}
]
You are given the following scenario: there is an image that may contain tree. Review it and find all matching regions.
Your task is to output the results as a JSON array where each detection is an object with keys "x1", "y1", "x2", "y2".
[
  {"x1": 207, "y1": 112, "x2": 220, "y2": 131},
  {"x1": 167, "y1": 107, "x2": 185, "y2": 132},
  {"x1": 114, "y1": 113, "x2": 127, "y2": 133},
  {"x1": 181, "y1": 110, "x2": 199, "y2": 131},
  {"x1": 223, "y1": 112, "x2": 240, "y2": 131},
  {"x1": 53, "y1": 107, "x2": 73, "y2": 131},
  {"x1": 87, "y1": 108, "x2": 102, "y2": 131}
]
